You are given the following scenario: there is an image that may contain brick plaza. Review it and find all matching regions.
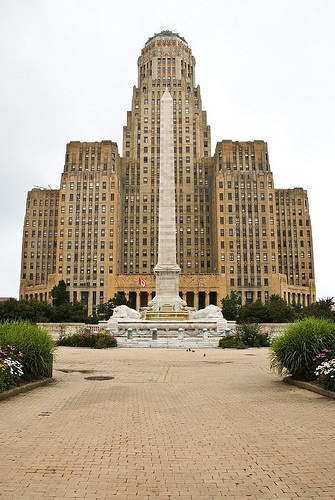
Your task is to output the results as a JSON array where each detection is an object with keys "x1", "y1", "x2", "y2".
[{"x1": 1, "y1": 346, "x2": 334, "y2": 499}]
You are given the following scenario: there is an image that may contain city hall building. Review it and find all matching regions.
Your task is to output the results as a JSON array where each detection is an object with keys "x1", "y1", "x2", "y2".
[{"x1": 19, "y1": 31, "x2": 316, "y2": 316}]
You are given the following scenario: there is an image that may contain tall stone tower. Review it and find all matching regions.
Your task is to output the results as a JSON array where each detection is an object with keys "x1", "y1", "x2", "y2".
[{"x1": 121, "y1": 31, "x2": 212, "y2": 276}]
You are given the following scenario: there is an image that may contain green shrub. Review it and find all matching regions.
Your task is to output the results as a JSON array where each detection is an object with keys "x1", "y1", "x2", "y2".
[
  {"x1": 0, "y1": 320, "x2": 55, "y2": 381},
  {"x1": 218, "y1": 334, "x2": 244, "y2": 349},
  {"x1": 237, "y1": 323, "x2": 271, "y2": 347},
  {"x1": 219, "y1": 324, "x2": 270, "y2": 349},
  {"x1": 57, "y1": 328, "x2": 117, "y2": 348},
  {"x1": 270, "y1": 318, "x2": 335, "y2": 380}
]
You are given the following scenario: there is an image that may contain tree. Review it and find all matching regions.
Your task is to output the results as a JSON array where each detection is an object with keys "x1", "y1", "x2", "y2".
[
  {"x1": 0, "y1": 298, "x2": 89, "y2": 324},
  {"x1": 221, "y1": 291, "x2": 241, "y2": 321},
  {"x1": 49, "y1": 301, "x2": 88, "y2": 323},
  {"x1": 238, "y1": 300, "x2": 270, "y2": 324},
  {"x1": 268, "y1": 295, "x2": 295, "y2": 323},
  {"x1": 0, "y1": 299, "x2": 53, "y2": 323},
  {"x1": 302, "y1": 297, "x2": 335, "y2": 321},
  {"x1": 50, "y1": 280, "x2": 70, "y2": 307},
  {"x1": 97, "y1": 293, "x2": 131, "y2": 320}
]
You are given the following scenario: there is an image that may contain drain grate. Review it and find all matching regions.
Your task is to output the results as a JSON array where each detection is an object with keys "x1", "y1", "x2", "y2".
[{"x1": 84, "y1": 376, "x2": 114, "y2": 381}]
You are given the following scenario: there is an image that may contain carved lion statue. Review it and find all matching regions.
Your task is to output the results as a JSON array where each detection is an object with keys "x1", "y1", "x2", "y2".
[
  {"x1": 189, "y1": 304, "x2": 223, "y2": 319},
  {"x1": 112, "y1": 305, "x2": 141, "y2": 319}
]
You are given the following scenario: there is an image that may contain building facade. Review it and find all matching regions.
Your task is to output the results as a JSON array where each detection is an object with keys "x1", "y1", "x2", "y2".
[{"x1": 20, "y1": 31, "x2": 316, "y2": 315}]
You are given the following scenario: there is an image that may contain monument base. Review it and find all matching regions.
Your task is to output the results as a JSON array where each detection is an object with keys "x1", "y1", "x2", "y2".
[
  {"x1": 147, "y1": 266, "x2": 187, "y2": 314},
  {"x1": 105, "y1": 305, "x2": 234, "y2": 346},
  {"x1": 144, "y1": 311, "x2": 190, "y2": 321}
]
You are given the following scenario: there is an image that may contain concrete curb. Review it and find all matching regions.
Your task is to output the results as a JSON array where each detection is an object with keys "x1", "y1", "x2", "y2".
[
  {"x1": 284, "y1": 375, "x2": 335, "y2": 399},
  {"x1": 0, "y1": 378, "x2": 54, "y2": 402}
]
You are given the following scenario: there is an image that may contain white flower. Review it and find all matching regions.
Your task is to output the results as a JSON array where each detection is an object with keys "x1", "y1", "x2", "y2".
[
  {"x1": 315, "y1": 358, "x2": 335, "y2": 378},
  {"x1": 4, "y1": 357, "x2": 23, "y2": 377}
]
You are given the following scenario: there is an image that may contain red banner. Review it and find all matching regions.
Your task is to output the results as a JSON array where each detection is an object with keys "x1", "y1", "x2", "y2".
[{"x1": 138, "y1": 276, "x2": 147, "y2": 287}]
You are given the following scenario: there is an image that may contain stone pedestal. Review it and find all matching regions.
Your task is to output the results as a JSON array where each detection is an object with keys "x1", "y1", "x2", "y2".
[{"x1": 148, "y1": 267, "x2": 186, "y2": 313}]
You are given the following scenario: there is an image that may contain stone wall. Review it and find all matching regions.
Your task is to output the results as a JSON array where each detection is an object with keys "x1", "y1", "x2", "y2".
[{"x1": 38, "y1": 321, "x2": 288, "y2": 342}]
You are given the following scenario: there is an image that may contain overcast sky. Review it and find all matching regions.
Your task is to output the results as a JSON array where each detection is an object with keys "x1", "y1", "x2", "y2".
[{"x1": 0, "y1": 0, "x2": 334, "y2": 300}]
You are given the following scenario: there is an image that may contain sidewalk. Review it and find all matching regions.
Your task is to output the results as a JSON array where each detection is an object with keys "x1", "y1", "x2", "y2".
[{"x1": 1, "y1": 346, "x2": 335, "y2": 499}]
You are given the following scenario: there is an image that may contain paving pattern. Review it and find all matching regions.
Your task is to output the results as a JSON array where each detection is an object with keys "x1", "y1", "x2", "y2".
[{"x1": 1, "y1": 346, "x2": 335, "y2": 499}]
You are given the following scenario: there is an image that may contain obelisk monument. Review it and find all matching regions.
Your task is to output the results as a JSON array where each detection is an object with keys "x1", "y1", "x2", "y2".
[{"x1": 148, "y1": 88, "x2": 186, "y2": 313}]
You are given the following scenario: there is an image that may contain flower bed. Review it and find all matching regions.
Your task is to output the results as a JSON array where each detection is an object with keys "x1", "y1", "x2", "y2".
[
  {"x1": 57, "y1": 328, "x2": 117, "y2": 348},
  {"x1": 0, "y1": 320, "x2": 55, "y2": 393},
  {"x1": 314, "y1": 349, "x2": 335, "y2": 391},
  {"x1": 0, "y1": 345, "x2": 24, "y2": 392}
]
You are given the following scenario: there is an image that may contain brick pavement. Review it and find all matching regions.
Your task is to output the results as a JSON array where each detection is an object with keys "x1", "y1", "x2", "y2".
[{"x1": 1, "y1": 346, "x2": 335, "y2": 499}]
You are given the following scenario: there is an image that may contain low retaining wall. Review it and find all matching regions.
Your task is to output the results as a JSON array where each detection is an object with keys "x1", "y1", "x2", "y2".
[{"x1": 38, "y1": 322, "x2": 288, "y2": 342}]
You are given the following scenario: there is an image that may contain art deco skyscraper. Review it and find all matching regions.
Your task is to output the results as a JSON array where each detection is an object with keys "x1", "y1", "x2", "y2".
[
  {"x1": 20, "y1": 31, "x2": 316, "y2": 315},
  {"x1": 119, "y1": 31, "x2": 215, "y2": 309}
]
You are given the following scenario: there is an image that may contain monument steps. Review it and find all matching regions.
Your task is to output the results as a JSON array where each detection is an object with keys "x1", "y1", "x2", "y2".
[{"x1": 116, "y1": 337, "x2": 220, "y2": 348}]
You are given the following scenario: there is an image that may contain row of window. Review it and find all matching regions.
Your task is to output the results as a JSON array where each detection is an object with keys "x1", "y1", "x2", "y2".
[
  {"x1": 31, "y1": 210, "x2": 58, "y2": 217},
  {"x1": 59, "y1": 240, "x2": 113, "y2": 250},
  {"x1": 126, "y1": 125, "x2": 204, "y2": 136},
  {"x1": 66, "y1": 181, "x2": 109, "y2": 190},
  {"x1": 60, "y1": 252, "x2": 112, "y2": 261},
  {"x1": 223, "y1": 275, "x2": 271, "y2": 287},
  {"x1": 23, "y1": 252, "x2": 54, "y2": 259},
  {"x1": 126, "y1": 176, "x2": 209, "y2": 185},
  {"x1": 24, "y1": 230, "x2": 57, "y2": 238},
  {"x1": 65, "y1": 162, "x2": 110, "y2": 172},
  {"x1": 123, "y1": 261, "x2": 210, "y2": 269},
  {"x1": 221, "y1": 192, "x2": 272, "y2": 201},
  {"x1": 218, "y1": 150, "x2": 260, "y2": 160},
  {"x1": 23, "y1": 273, "x2": 53, "y2": 282},
  {"x1": 58, "y1": 217, "x2": 114, "y2": 225},
  {"x1": 60, "y1": 205, "x2": 114, "y2": 214},
  {"x1": 277, "y1": 197, "x2": 304, "y2": 206},
  {"x1": 122, "y1": 237, "x2": 210, "y2": 248},
  {"x1": 23, "y1": 250, "x2": 111, "y2": 263},
  {"x1": 31, "y1": 198, "x2": 58, "y2": 207},
  {"x1": 141, "y1": 145, "x2": 205, "y2": 154},
  {"x1": 25, "y1": 220, "x2": 56, "y2": 228},
  {"x1": 62, "y1": 266, "x2": 110, "y2": 274}
]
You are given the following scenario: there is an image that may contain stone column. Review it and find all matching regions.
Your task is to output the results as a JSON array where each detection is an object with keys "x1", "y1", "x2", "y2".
[
  {"x1": 149, "y1": 88, "x2": 185, "y2": 312},
  {"x1": 156, "y1": 88, "x2": 177, "y2": 268},
  {"x1": 195, "y1": 294, "x2": 199, "y2": 310}
]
